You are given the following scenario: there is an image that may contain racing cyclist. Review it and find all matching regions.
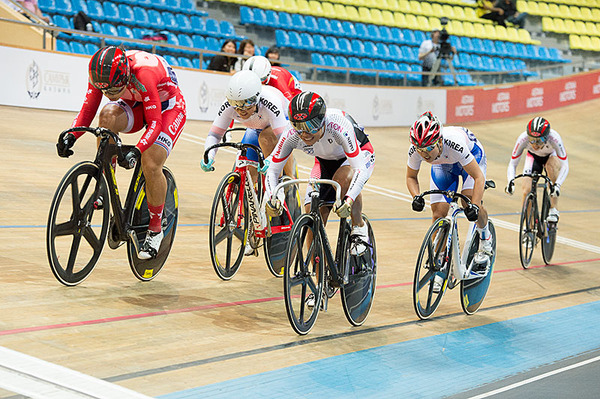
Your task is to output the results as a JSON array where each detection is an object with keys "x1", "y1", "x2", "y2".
[{"x1": 242, "y1": 55, "x2": 302, "y2": 101}]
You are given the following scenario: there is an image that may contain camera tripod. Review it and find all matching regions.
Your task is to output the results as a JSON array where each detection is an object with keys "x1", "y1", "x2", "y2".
[{"x1": 428, "y1": 51, "x2": 457, "y2": 87}]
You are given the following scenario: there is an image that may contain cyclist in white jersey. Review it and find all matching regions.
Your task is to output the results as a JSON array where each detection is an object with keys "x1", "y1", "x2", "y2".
[
  {"x1": 264, "y1": 91, "x2": 376, "y2": 255},
  {"x1": 201, "y1": 70, "x2": 294, "y2": 178},
  {"x1": 406, "y1": 111, "x2": 493, "y2": 273},
  {"x1": 505, "y1": 117, "x2": 568, "y2": 223}
]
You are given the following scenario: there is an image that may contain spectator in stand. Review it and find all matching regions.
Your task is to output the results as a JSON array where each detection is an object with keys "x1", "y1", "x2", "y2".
[
  {"x1": 479, "y1": 0, "x2": 528, "y2": 29},
  {"x1": 15, "y1": 0, "x2": 50, "y2": 23},
  {"x1": 206, "y1": 39, "x2": 237, "y2": 73},
  {"x1": 264, "y1": 46, "x2": 281, "y2": 67},
  {"x1": 234, "y1": 39, "x2": 255, "y2": 71}
]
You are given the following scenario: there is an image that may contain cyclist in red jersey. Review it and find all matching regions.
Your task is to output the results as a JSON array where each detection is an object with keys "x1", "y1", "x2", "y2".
[
  {"x1": 56, "y1": 46, "x2": 187, "y2": 260},
  {"x1": 243, "y1": 55, "x2": 302, "y2": 101}
]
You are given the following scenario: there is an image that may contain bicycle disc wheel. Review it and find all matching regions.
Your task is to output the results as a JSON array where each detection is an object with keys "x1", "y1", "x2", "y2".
[
  {"x1": 127, "y1": 167, "x2": 179, "y2": 281},
  {"x1": 283, "y1": 214, "x2": 324, "y2": 335},
  {"x1": 341, "y1": 214, "x2": 377, "y2": 327},
  {"x1": 208, "y1": 172, "x2": 247, "y2": 280},
  {"x1": 264, "y1": 177, "x2": 301, "y2": 277},
  {"x1": 461, "y1": 221, "x2": 496, "y2": 315},
  {"x1": 519, "y1": 193, "x2": 536, "y2": 269},
  {"x1": 413, "y1": 218, "x2": 451, "y2": 320},
  {"x1": 540, "y1": 188, "x2": 557, "y2": 264},
  {"x1": 46, "y1": 162, "x2": 109, "y2": 286}
]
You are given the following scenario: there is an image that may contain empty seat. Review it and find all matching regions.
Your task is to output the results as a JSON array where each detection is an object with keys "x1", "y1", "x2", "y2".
[
  {"x1": 264, "y1": 10, "x2": 279, "y2": 28},
  {"x1": 178, "y1": 57, "x2": 193, "y2": 68},
  {"x1": 178, "y1": 33, "x2": 193, "y2": 49},
  {"x1": 85, "y1": 42, "x2": 99, "y2": 55},
  {"x1": 275, "y1": 29, "x2": 289, "y2": 47},
  {"x1": 117, "y1": 25, "x2": 134, "y2": 39},
  {"x1": 147, "y1": 10, "x2": 165, "y2": 30},
  {"x1": 70, "y1": 41, "x2": 86, "y2": 54},
  {"x1": 175, "y1": 14, "x2": 192, "y2": 33},
  {"x1": 288, "y1": 31, "x2": 302, "y2": 49},
  {"x1": 313, "y1": 35, "x2": 327, "y2": 52},
  {"x1": 341, "y1": 21, "x2": 357, "y2": 38},
  {"x1": 304, "y1": 15, "x2": 319, "y2": 32},
  {"x1": 278, "y1": 12, "x2": 292, "y2": 28},
  {"x1": 102, "y1": 2, "x2": 119, "y2": 22},
  {"x1": 252, "y1": 8, "x2": 267, "y2": 26},
  {"x1": 191, "y1": 16, "x2": 205, "y2": 34},
  {"x1": 326, "y1": 36, "x2": 341, "y2": 54},
  {"x1": 317, "y1": 17, "x2": 333, "y2": 35},
  {"x1": 54, "y1": 0, "x2": 72, "y2": 15},
  {"x1": 117, "y1": 4, "x2": 134, "y2": 24},
  {"x1": 192, "y1": 35, "x2": 206, "y2": 49},
  {"x1": 338, "y1": 37, "x2": 352, "y2": 55},
  {"x1": 240, "y1": 6, "x2": 253, "y2": 25},
  {"x1": 220, "y1": 20, "x2": 235, "y2": 37},
  {"x1": 133, "y1": 7, "x2": 150, "y2": 27},
  {"x1": 205, "y1": 18, "x2": 221, "y2": 37},
  {"x1": 56, "y1": 39, "x2": 70, "y2": 52},
  {"x1": 86, "y1": 0, "x2": 103, "y2": 20}
]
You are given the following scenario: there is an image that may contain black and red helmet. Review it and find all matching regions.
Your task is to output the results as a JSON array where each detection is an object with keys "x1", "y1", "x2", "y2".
[
  {"x1": 410, "y1": 111, "x2": 442, "y2": 148},
  {"x1": 89, "y1": 46, "x2": 130, "y2": 91},
  {"x1": 527, "y1": 117, "x2": 550, "y2": 139},
  {"x1": 289, "y1": 91, "x2": 327, "y2": 134}
]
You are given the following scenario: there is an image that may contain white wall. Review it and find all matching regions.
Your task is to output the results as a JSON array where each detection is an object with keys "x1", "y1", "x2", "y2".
[{"x1": 0, "y1": 45, "x2": 447, "y2": 126}]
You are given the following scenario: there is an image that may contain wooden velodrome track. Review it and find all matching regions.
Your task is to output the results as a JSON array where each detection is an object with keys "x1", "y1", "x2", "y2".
[{"x1": 1, "y1": 98, "x2": 599, "y2": 398}]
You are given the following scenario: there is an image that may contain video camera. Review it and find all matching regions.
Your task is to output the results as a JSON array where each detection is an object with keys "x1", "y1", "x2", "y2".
[{"x1": 438, "y1": 17, "x2": 453, "y2": 59}]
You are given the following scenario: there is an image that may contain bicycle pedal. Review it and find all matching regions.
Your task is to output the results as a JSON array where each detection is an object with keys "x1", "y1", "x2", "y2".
[{"x1": 93, "y1": 196, "x2": 104, "y2": 210}]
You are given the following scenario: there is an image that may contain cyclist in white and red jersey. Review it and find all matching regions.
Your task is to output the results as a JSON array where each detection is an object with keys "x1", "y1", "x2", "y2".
[
  {"x1": 264, "y1": 91, "x2": 376, "y2": 255},
  {"x1": 243, "y1": 55, "x2": 302, "y2": 101},
  {"x1": 56, "y1": 46, "x2": 187, "y2": 260},
  {"x1": 505, "y1": 117, "x2": 568, "y2": 223},
  {"x1": 406, "y1": 111, "x2": 492, "y2": 278}
]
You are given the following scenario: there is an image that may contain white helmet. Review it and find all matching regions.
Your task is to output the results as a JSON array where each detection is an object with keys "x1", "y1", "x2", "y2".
[
  {"x1": 242, "y1": 55, "x2": 272, "y2": 84},
  {"x1": 226, "y1": 70, "x2": 262, "y2": 108}
]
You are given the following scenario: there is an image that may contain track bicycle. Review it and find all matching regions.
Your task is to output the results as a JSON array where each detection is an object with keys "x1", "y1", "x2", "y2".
[
  {"x1": 203, "y1": 129, "x2": 301, "y2": 280},
  {"x1": 412, "y1": 181, "x2": 496, "y2": 320},
  {"x1": 46, "y1": 127, "x2": 179, "y2": 286},
  {"x1": 510, "y1": 172, "x2": 557, "y2": 269},
  {"x1": 275, "y1": 178, "x2": 377, "y2": 335}
]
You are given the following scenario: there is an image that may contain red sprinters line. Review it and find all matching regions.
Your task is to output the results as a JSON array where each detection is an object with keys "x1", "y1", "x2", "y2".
[{"x1": 1, "y1": 258, "x2": 599, "y2": 336}]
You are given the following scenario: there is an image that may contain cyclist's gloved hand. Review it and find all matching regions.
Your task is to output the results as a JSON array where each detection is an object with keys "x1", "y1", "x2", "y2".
[
  {"x1": 334, "y1": 197, "x2": 354, "y2": 218},
  {"x1": 258, "y1": 158, "x2": 270, "y2": 175},
  {"x1": 505, "y1": 180, "x2": 514, "y2": 195},
  {"x1": 412, "y1": 195, "x2": 425, "y2": 212},
  {"x1": 201, "y1": 157, "x2": 215, "y2": 172},
  {"x1": 551, "y1": 184, "x2": 560, "y2": 197},
  {"x1": 464, "y1": 203, "x2": 480, "y2": 222},
  {"x1": 265, "y1": 199, "x2": 283, "y2": 217},
  {"x1": 56, "y1": 133, "x2": 76, "y2": 158},
  {"x1": 119, "y1": 147, "x2": 140, "y2": 170}
]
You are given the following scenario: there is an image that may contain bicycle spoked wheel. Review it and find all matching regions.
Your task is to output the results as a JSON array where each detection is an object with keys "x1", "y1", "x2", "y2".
[
  {"x1": 283, "y1": 214, "x2": 324, "y2": 335},
  {"x1": 341, "y1": 215, "x2": 377, "y2": 326},
  {"x1": 413, "y1": 218, "x2": 451, "y2": 320},
  {"x1": 208, "y1": 172, "x2": 247, "y2": 280},
  {"x1": 540, "y1": 190, "x2": 557, "y2": 264},
  {"x1": 127, "y1": 168, "x2": 179, "y2": 281},
  {"x1": 46, "y1": 162, "x2": 109, "y2": 286},
  {"x1": 264, "y1": 177, "x2": 301, "y2": 277},
  {"x1": 519, "y1": 193, "x2": 536, "y2": 269},
  {"x1": 461, "y1": 221, "x2": 496, "y2": 315}
]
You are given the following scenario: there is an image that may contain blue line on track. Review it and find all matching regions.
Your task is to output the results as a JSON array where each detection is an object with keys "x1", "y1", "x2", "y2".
[{"x1": 159, "y1": 300, "x2": 600, "y2": 399}]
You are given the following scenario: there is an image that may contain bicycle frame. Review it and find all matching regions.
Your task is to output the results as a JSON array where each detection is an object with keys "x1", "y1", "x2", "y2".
[
  {"x1": 513, "y1": 172, "x2": 554, "y2": 233},
  {"x1": 442, "y1": 201, "x2": 479, "y2": 282}
]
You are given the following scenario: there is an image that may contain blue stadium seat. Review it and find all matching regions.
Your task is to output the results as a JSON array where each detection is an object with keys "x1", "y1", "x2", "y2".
[
  {"x1": 304, "y1": 15, "x2": 318, "y2": 32},
  {"x1": 326, "y1": 36, "x2": 341, "y2": 54},
  {"x1": 514, "y1": 43, "x2": 529, "y2": 59},
  {"x1": 470, "y1": 55, "x2": 485, "y2": 71},
  {"x1": 180, "y1": 0, "x2": 208, "y2": 16},
  {"x1": 406, "y1": 64, "x2": 421, "y2": 83},
  {"x1": 178, "y1": 33, "x2": 193, "y2": 49},
  {"x1": 504, "y1": 58, "x2": 517, "y2": 73},
  {"x1": 366, "y1": 25, "x2": 381, "y2": 42},
  {"x1": 413, "y1": 31, "x2": 426, "y2": 45},
  {"x1": 56, "y1": 39, "x2": 70, "y2": 52},
  {"x1": 219, "y1": 21, "x2": 235, "y2": 38},
  {"x1": 52, "y1": 14, "x2": 71, "y2": 31},
  {"x1": 164, "y1": 55, "x2": 179, "y2": 66},
  {"x1": 389, "y1": 44, "x2": 403, "y2": 62},
  {"x1": 288, "y1": 31, "x2": 301, "y2": 49},
  {"x1": 278, "y1": 12, "x2": 292, "y2": 28},
  {"x1": 117, "y1": 4, "x2": 134, "y2": 24},
  {"x1": 336, "y1": 55, "x2": 350, "y2": 72},
  {"x1": 547, "y1": 47, "x2": 569, "y2": 63},
  {"x1": 341, "y1": 21, "x2": 357, "y2": 38},
  {"x1": 148, "y1": 10, "x2": 165, "y2": 30},
  {"x1": 471, "y1": 38, "x2": 485, "y2": 54},
  {"x1": 165, "y1": 0, "x2": 181, "y2": 13},
  {"x1": 161, "y1": 12, "x2": 178, "y2": 31},
  {"x1": 204, "y1": 18, "x2": 221, "y2": 36},
  {"x1": 38, "y1": 0, "x2": 56, "y2": 13},
  {"x1": 205, "y1": 36, "x2": 221, "y2": 52},
  {"x1": 317, "y1": 18, "x2": 332, "y2": 35},
  {"x1": 87, "y1": 1, "x2": 104, "y2": 20},
  {"x1": 481, "y1": 56, "x2": 495, "y2": 71},
  {"x1": 482, "y1": 39, "x2": 498, "y2": 56},
  {"x1": 240, "y1": 6, "x2": 253, "y2": 25},
  {"x1": 504, "y1": 42, "x2": 518, "y2": 58},
  {"x1": 191, "y1": 16, "x2": 205, "y2": 34},
  {"x1": 386, "y1": 61, "x2": 404, "y2": 80},
  {"x1": 495, "y1": 41, "x2": 508, "y2": 57},
  {"x1": 192, "y1": 57, "x2": 200, "y2": 69},
  {"x1": 70, "y1": 41, "x2": 86, "y2": 54},
  {"x1": 101, "y1": 23, "x2": 118, "y2": 37},
  {"x1": 291, "y1": 14, "x2": 305, "y2": 31},
  {"x1": 494, "y1": 57, "x2": 508, "y2": 72},
  {"x1": 330, "y1": 19, "x2": 344, "y2": 37},
  {"x1": 252, "y1": 9, "x2": 267, "y2": 27},
  {"x1": 338, "y1": 38, "x2": 352, "y2": 55},
  {"x1": 175, "y1": 14, "x2": 192, "y2": 33},
  {"x1": 85, "y1": 43, "x2": 99, "y2": 55},
  {"x1": 455, "y1": 53, "x2": 473, "y2": 70},
  {"x1": 117, "y1": 25, "x2": 134, "y2": 39},
  {"x1": 363, "y1": 41, "x2": 377, "y2": 58},
  {"x1": 311, "y1": 52, "x2": 327, "y2": 72},
  {"x1": 323, "y1": 54, "x2": 343, "y2": 73},
  {"x1": 525, "y1": 44, "x2": 540, "y2": 60},
  {"x1": 192, "y1": 35, "x2": 206, "y2": 49},
  {"x1": 102, "y1": 2, "x2": 119, "y2": 23},
  {"x1": 402, "y1": 29, "x2": 417, "y2": 46},
  {"x1": 361, "y1": 58, "x2": 376, "y2": 77},
  {"x1": 379, "y1": 26, "x2": 392, "y2": 43},
  {"x1": 264, "y1": 10, "x2": 279, "y2": 28},
  {"x1": 70, "y1": 0, "x2": 87, "y2": 13},
  {"x1": 275, "y1": 30, "x2": 289, "y2": 48},
  {"x1": 313, "y1": 35, "x2": 327, "y2": 52},
  {"x1": 390, "y1": 28, "x2": 406, "y2": 45},
  {"x1": 354, "y1": 23, "x2": 368, "y2": 40},
  {"x1": 374, "y1": 59, "x2": 391, "y2": 78},
  {"x1": 456, "y1": 71, "x2": 477, "y2": 86},
  {"x1": 514, "y1": 59, "x2": 538, "y2": 77},
  {"x1": 299, "y1": 33, "x2": 315, "y2": 51},
  {"x1": 178, "y1": 57, "x2": 193, "y2": 68},
  {"x1": 459, "y1": 37, "x2": 474, "y2": 53},
  {"x1": 351, "y1": 39, "x2": 365, "y2": 57},
  {"x1": 133, "y1": 28, "x2": 152, "y2": 40},
  {"x1": 54, "y1": 0, "x2": 72, "y2": 15},
  {"x1": 133, "y1": 7, "x2": 150, "y2": 27}
]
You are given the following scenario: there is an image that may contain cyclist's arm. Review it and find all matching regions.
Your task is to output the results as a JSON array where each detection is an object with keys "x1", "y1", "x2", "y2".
[
  {"x1": 205, "y1": 101, "x2": 234, "y2": 159},
  {"x1": 463, "y1": 159, "x2": 485, "y2": 207},
  {"x1": 507, "y1": 135, "x2": 526, "y2": 182},
  {"x1": 136, "y1": 81, "x2": 163, "y2": 153},
  {"x1": 70, "y1": 83, "x2": 103, "y2": 139},
  {"x1": 344, "y1": 147, "x2": 375, "y2": 202},
  {"x1": 550, "y1": 133, "x2": 569, "y2": 187},
  {"x1": 265, "y1": 129, "x2": 295, "y2": 199},
  {"x1": 406, "y1": 166, "x2": 421, "y2": 198}
]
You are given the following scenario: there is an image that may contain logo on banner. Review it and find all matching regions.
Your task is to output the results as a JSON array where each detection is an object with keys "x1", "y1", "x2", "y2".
[
  {"x1": 491, "y1": 92, "x2": 510, "y2": 114},
  {"x1": 559, "y1": 81, "x2": 577, "y2": 102},
  {"x1": 26, "y1": 61, "x2": 41, "y2": 99},
  {"x1": 526, "y1": 87, "x2": 544, "y2": 108},
  {"x1": 594, "y1": 75, "x2": 600, "y2": 95},
  {"x1": 198, "y1": 81, "x2": 209, "y2": 113},
  {"x1": 372, "y1": 95, "x2": 379, "y2": 121},
  {"x1": 455, "y1": 95, "x2": 474, "y2": 117}
]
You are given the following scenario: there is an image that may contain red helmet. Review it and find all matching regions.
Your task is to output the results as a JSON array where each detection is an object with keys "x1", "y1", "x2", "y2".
[
  {"x1": 89, "y1": 46, "x2": 130, "y2": 91},
  {"x1": 289, "y1": 91, "x2": 326, "y2": 134},
  {"x1": 527, "y1": 117, "x2": 550, "y2": 139},
  {"x1": 410, "y1": 111, "x2": 442, "y2": 148}
]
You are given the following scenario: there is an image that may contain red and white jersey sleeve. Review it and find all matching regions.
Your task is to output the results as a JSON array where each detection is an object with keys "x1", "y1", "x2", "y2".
[
  {"x1": 72, "y1": 50, "x2": 181, "y2": 153},
  {"x1": 268, "y1": 66, "x2": 302, "y2": 101}
]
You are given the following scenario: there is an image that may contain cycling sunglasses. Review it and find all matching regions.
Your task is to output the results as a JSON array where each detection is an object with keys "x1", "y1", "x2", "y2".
[
  {"x1": 229, "y1": 95, "x2": 258, "y2": 110},
  {"x1": 291, "y1": 118, "x2": 323, "y2": 135},
  {"x1": 529, "y1": 136, "x2": 547, "y2": 145},
  {"x1": 101, "y1": 86, "x2": 125, "y2": 96},
  {"x1": 416, "y1": 140, "x2": 440, "y2": 153}
]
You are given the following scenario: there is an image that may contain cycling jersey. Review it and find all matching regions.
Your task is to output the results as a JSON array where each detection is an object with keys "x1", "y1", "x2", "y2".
[
  {"x1": 267, "y1": 66, "x2": 302, "y2": 101},
  {"x1": 204, "y1": 85, "x2": 290, "y2": 160},
  {"x1": 265, "y1": 109, "x2": 375, "y2": 202},
  {"x1": 72, "y1": 50, "x2": 185, "y2": 154},
  {"x1": 507, "y1": 130, "x2": 569, "y2": 187},
  {"x1": 408, "y1": 126, "x2": 487, "y2": 204}
]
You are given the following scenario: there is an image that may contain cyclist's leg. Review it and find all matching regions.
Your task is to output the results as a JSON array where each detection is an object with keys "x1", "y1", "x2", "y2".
[
  {"x1": 241, "y1": 128, "x2": 260, "y2": 184},
  {"x1": 429, "y1": 164, "x2": 457, "y2": 223},
  {"x1": 259, "y1": 126, "x2": 296, "y2": 178},
  {"x1": 545, "y1": 155, "x2": 561, "y2": 210}
]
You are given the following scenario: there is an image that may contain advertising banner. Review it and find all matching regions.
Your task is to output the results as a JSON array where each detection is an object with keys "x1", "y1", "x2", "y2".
[{"x1": 446, "y1": 71, "x2": 600, "y2": 124}]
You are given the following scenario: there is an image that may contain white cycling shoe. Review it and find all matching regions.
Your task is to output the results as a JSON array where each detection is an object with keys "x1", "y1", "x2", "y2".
[{"x1": 139, "y1": 230, "x2": 163, "y2": 260}]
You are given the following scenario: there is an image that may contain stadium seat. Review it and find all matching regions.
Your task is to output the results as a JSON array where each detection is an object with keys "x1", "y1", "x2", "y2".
[
  {"x1": 175, "y1": 14, "x2": 193, "y2": 33},
  {"x1": 178, "y1": 57, "x2": 193, "y2": 68},
  {"x1": 177, "y1": 33, "x2": 193, "y2": 49},
  {"x1": 117, "y1": 25, "x2": 134, "y2": 39},
  {"x1": 219, "y1": 20, "x2": 236, "y2": 38},
  {"x1": 482, "y1": 39, "x2": 497, "y2": 55},
  {"x1": 299, "y1": 32, "x2": 315, "y2": 51},
  {"x1": 390, "y1": 28, "x2": 406, "y2": 45},
  {"x1": 313, "y1": 35, "x2": 327, "y2": 52},
  {"x1": 288, "y1": 31, "x2": 302, "y2": 49},
  {"x1": 54, "y1": 0, "x2": 72, "y2": 15},
  {"x1": 192, "y1": 35, "x2": 206, "y2": 50},
  {"x1": 322, "y1": 2, "x2": 335, "y2": 19},
  {"x1": 86, "y1": 1, "x2": 103, "y2": 20},
  {"x1": 164, "y1": 55, "x2": 178, "y2": 66},
  {"x1": 205, "y1": 36, "x2": 221, "y2": 52},
  {"x1": 330, "y1": 19, "x2": 345, "y2": 37},
  {"x1": 317, "y1": 17, "x2": 332, "y2": 35},
  {"x1": 275, "y1": 30, "x2": 289, "y2": 47},
  {"x1": 101, "y1": 23, "x2": 118, "y2": 37},
  {"x1": 192, "y1": 57, "x2": 200, "y2": 69},
  {"x1": 323, "y1": 54, "x2": 344, "y2": 73},
  {"x1": 70, "y1": 41, "x2": 86, "y2": 54},
  {"x1": 252, "y1": 9, "x2": 267, "y2": 27},
  {"x1": 264, "y1": 10, "x2": 280, "y2": 28},
  {"x1": 351, "y1": 39, "x2": 366, "y2": 57},
  {"x1": 325, "y1": 36, "x2": 341, "y2": 54},
  {"x1": 389, "y1": 44, "x2": 403, "y2": 62},
  {"x1": 133, "y1": 7, "x2": 150, "y2": 27},
  {"x1": 180, "y1": 0, "x2": 207, "y2": 16},
  {"x1": 51, "y1": 14, "x2": 71, "y2": 32},
  {"x1": 116, "y1": 4, "x2": 133, "y2": 24},
  {"x1": 385, "y1": 61, "x2": 404, "y2": 80},
  {"x1": 304, "y1": 15, "x2": 318, "y2": 32},
  {"x1": 240, "y1": 6, "x2": 253, "y2": 25},
  {"x1": 495, "y1": 40, "x2": 508, "y2": 57},
  {"x1": 379, "y1": 26, "x2": 393, "y2": 43},
  {"x1": 191, "y1": 16, "x2": 205, "y2": 34},
  {"x1": 70, "y1": 0, "x2": 87, "y2": 13},
  {"x1": 147, "y1": 10, "x2": 165, "y2": 30},
  {"x1": 341, "y1": 21, "x2": 357, "y2": 38},
  {"x1": 102, "y1": 2, "x2": 119, "y2": 23},
  {"x1": 375, "y1": 42, "x2": 390, "y2": 60},
  {"x1": 291, "y1": 14, "x2": 305, "y2": 31},
  {"x1": 278, "y1": 12, "x2": 292, "y2": 28},
  {"x1": 56, "y1": 39, "x2": 70, "y2": 52},
  {"x1": 338, "y1": 38, "x2": 352, "y2": 55},
  {"x1": 85, "y1": 43, "x2": 99, "y2": 55},
  {"x1": 38, "y1": 0, "x2": 56, "y2": 13}
]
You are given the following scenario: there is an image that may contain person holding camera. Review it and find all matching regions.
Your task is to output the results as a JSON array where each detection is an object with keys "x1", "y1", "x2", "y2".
[{"x1": 418, "y1": 28, "x2": 456, "y2": 87}]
